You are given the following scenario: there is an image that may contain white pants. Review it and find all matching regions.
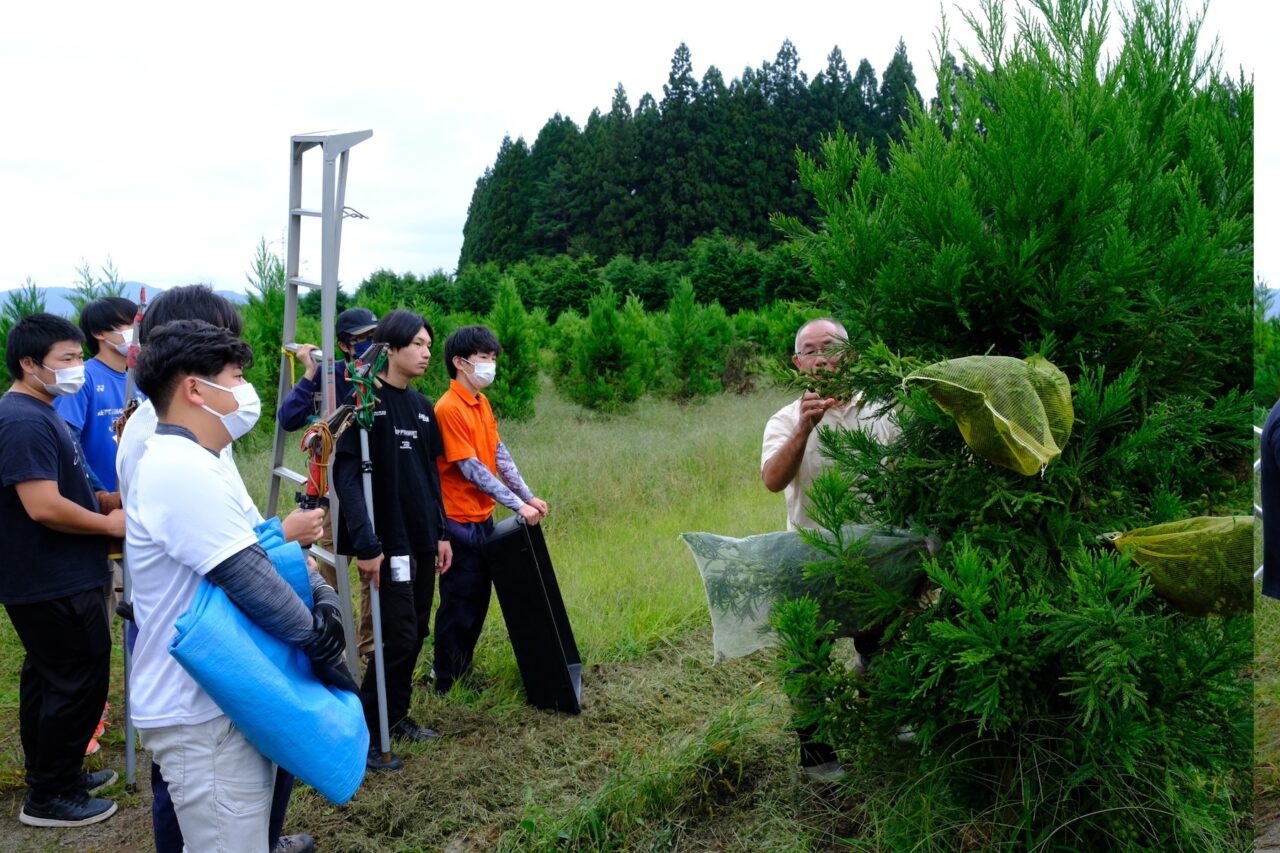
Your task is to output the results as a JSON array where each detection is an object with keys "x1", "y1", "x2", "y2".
[{"x1": 141, "y1": 715, "x2": 274, "y2": 853}]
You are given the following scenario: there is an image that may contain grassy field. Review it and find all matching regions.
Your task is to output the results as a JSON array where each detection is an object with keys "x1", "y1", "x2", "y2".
[{"x1": 0, "y1": 383, "x2": 863, "y2": 851}]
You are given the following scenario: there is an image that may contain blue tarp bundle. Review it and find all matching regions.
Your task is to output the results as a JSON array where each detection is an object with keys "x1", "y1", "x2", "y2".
[{"x1": 169, "y1": 518, "x2": 368, "y2": 804}]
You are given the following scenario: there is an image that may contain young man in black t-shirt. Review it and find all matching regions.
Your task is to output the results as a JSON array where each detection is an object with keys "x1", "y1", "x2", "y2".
[
  {"x1": 334, "y1": 310, "x2": 452, "y2": 762},
  {"x1": 0, "y1": 313, "x2": 125, "y2": 827}
]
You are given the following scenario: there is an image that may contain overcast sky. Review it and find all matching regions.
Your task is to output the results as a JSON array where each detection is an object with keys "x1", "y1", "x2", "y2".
[{"x1": 0, "y1": 0, "x2": 1266, "y2": 295}]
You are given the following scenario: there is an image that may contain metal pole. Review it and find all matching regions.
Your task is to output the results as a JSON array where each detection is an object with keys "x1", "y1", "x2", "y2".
[
  {"x1": 359, "y1": 428, "x2": 400, "y2": 770},
  {"x1": 119, "y1": 559, "x2": 136, "y2": 791},
  {"x1": 119, "y1": 288, "x2": 146, "y2": 793}
]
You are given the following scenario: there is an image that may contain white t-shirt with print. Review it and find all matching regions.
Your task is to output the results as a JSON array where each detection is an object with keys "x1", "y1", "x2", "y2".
[{"x1": 125, "y1": 432, "x2": 259, "y2": 729}]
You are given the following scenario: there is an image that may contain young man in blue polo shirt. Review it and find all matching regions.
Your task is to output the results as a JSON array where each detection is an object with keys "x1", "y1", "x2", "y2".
[
  {"x1": 0, "y1": 312, "x2": 125, "y2": 827},
  {"x1": 55, "y1": 297, "x2": 138, "y2": 751},
  {"x1": 54, "y1": 296, "x2": 138, "y2": 493}
]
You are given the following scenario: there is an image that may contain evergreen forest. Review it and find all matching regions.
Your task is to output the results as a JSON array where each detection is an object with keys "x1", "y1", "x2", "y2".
[{"x1": 459, "y1": 38, "x2": 925, "y2": 267}]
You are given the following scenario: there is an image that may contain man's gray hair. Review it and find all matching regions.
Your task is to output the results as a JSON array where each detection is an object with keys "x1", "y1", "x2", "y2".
[{"x1": 794, "y1": 317, "x2": 849, "y2": 353}]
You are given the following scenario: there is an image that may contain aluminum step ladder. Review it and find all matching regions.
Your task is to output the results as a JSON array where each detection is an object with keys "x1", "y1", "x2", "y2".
[{"x1": 265, "y1": 129, "x2": 372, "y2": 669}]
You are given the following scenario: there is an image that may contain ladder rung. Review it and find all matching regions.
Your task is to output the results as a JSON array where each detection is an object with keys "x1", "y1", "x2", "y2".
[
  {"x1": 287, "y1": 276, "x2": 321, "y2": 291},
  {"x1": 272, "y1": 466, "x2": 308, "y2": 486},
  {"x1": 308, "y1": 544, "x2": 341, "y2": 566},
  {"x1": 290, "y1": 207, "x2": 322, "y2": 218}
]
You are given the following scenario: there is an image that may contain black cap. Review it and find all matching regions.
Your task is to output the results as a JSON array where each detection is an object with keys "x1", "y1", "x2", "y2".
[{"x1": 336, "y1": 307, "x2": 378, "y2": 338}]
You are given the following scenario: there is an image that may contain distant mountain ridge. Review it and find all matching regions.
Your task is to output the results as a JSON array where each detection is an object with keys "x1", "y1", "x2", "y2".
[{"x1": 0, "y1": 282, "x2": 247, "y2": 317}]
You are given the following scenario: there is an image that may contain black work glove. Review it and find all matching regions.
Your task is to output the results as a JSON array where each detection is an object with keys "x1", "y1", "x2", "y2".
[{"x1": 302, "y1": 604, "x2": 360, "y2": 694}]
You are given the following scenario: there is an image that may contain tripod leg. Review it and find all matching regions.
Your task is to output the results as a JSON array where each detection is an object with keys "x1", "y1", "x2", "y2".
[
  {"x1": 366, "y1": 582, "x2": 401, "y2": 771},
  {"x1": 117, "y1": 558, "x2": 137, "y2": 792}
]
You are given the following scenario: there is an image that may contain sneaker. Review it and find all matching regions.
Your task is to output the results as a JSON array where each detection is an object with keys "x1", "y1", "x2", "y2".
[
  {"x1": 19, "y1": 790, "x2": 117, "y2": 827},
  {"x1": 801, "y1": 759, "x2": 847, "y2": 785},
  {"x1": 366, "y1": 743, "x2": 404, "y2": 772},
  {"x1": 272, "y1": 833, "x2": 316, "y2": 853},
  {"x1": 391, "y1": 717, "x2": 439, "y2": 743},
  {"x1": 80, "y1": 769, "x2": 118, "y2": 795}
]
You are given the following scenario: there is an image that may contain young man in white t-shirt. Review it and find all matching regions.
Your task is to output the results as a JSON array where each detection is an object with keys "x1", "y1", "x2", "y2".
[
  {"x1": 114, "y1": 283, "x2": 322, "y2": 853},
  {"x1": 126, "y1": 319, "x2": 357, "y2": 851}
]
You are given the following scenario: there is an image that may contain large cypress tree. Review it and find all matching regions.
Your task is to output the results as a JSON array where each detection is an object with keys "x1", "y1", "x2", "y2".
[{"x1": 772, "y1": 0, "x2": 1252, "y2": 847}]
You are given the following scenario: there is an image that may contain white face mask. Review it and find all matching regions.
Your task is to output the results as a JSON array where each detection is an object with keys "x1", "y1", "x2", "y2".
[
  {"x1": 110, "y1": 328, "x2": 134, "y2": 358},
  {"x1": 37, "y1": 362, "x2": 86, "y2": 397},
  {"x1": 465, "y1": 358, "x2": 496, "y2": 388},
  {"x1": 196, "y1": 377, "x2": 262, "y2": 441}
]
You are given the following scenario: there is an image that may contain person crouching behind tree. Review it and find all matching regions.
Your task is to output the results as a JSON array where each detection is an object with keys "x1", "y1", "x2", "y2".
[
  {"x1": 333, "y1": 309, "x2": 452, "y2": 763},
  {"x1": 127, "y1": 320, "x2": 357, "y2": 850},
  {"x1": 433, "y1": 325, "x2": 548, "y2": 695},
  {"x1": 1, "y1": 312, "x2": 124, "y2": 827}
]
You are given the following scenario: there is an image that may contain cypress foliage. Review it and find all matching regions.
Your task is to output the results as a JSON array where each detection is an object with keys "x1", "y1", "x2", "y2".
[
  {"x1": 486, "y1": 277, "x2": 539, "y2": 421},
  {"x1": 661, "y1": 278, "x2": 733, "y2": 401},
  {"x1": 557, "y1": 284, "x2": 649, "y2": 413},
  {"x1": 772, "y1": 0, "x2": 1252, "y2": 847}
]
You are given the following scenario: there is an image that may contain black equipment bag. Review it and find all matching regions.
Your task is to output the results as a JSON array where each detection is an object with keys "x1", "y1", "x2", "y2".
[{"x1": 482, "y1": 516, "x2": 582, "y2": 713}]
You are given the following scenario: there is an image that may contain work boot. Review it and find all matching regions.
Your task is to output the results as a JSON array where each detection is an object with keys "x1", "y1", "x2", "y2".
[
  {"x1": 801, "y1": 759, "x2": 848, "y2": 785},
  {"x1": 19, "y1": 790, "x2": 117, "y2": 827},
  {"x1": 366, "y1": 743, "x2": 404, "y2": 772},
  {"x1": 273, "y1": 832, "x2": 316, "y2": 853}
]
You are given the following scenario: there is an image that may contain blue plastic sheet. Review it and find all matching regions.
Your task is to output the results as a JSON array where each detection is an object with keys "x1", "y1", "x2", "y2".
[{"x1": 169, "y1": 518, "x2": 367, "y2": 804}]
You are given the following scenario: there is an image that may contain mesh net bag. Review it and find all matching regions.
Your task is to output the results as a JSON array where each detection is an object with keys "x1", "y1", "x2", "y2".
[
  {"x1": 1104, "y1": 516, "x2": 1253, "y2": 616},
  {"x1": 905, "y1": 354, "x2": 1074, "y2": 476},
  {"x1": 680, "y1": 526, "x2": 929, "y2": 662}
]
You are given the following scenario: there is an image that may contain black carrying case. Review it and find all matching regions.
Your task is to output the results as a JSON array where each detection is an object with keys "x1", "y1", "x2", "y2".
[{"x1": 482, "y1": 516, "x2": 582, "y2": 713}]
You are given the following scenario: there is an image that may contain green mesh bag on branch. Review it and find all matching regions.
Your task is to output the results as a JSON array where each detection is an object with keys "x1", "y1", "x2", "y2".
[
  {"x1": 905, "y1": 354, "x2": 1073, "y2": 476},
  {"x1": 1103, "y1": 516, "x2": 1253, "y2": 617},
  {"x1": 680, "y1": 526, "x2": 930, "y2": 662}
]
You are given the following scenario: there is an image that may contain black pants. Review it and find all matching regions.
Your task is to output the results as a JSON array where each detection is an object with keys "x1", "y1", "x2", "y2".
[
  {"x1": 362, "y1": 551, "x2": 436, "y2": 742},
  {"x1": 433, "y1": 518, "x2": 494, "y2": 692},
  {"x1": 5, "y1": 586, "x2": 111, "y2": 799}
]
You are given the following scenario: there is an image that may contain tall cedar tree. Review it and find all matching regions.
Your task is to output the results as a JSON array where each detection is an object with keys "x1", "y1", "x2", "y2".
[{"x1": 772, "y1": 0, "x2": 1252, "y2": 848}]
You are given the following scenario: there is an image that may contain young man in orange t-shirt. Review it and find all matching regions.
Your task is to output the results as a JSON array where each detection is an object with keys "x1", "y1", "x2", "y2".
[{"x1": 432, "y1": 325, "x2": 548, "y2": 694}]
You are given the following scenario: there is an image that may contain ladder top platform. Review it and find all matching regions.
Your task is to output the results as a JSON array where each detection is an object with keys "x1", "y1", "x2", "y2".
[{"x1": 291, "y1": 129, "x2": 373, "y2": 154}]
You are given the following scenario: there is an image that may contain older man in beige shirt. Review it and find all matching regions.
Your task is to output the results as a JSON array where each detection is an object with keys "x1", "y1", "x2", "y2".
[
  {"x1": 761, "y1": 318, "x2": 899, "y2": 530},
  {"x1": 759, "y1": 317, "x2": 899, "y2": 783}
]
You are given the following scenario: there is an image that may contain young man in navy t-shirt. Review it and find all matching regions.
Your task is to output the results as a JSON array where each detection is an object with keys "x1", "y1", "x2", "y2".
[{"x1": 0, "y1": 313, "x2": 125, "y2": 827}]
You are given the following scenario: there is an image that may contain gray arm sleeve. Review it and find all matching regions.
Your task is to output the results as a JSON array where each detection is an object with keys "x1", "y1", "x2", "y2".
[
  {"x1": 311, "y1": 579, "x2": 339, "y2": 611},
  {"x1": 495, "y1": 441, "x2": 535, "y2": 503},
  {"x1": 457, "y1": 457, "x2": 525, "y2": 512},
  {"x1": 206, "y1": 544, "x2": 315, "y2": 646}
]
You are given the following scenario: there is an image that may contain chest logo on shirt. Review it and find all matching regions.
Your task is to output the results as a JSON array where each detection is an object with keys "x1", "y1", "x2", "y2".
[
  {"x1": 394, "y1": 426, "x2": 418, "y2": 451},
  {"x1": 418, "y1": 412, "x2": 430, "y2": 424},
  {"x1": 96, "y1": 384, "x2": 106, "y2": 393}
]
